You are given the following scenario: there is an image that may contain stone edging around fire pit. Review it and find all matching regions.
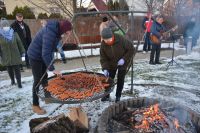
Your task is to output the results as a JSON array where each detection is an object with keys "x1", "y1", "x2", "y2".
[{"x1": 96, "y1": 97, "x2": 200, "y2": 133}]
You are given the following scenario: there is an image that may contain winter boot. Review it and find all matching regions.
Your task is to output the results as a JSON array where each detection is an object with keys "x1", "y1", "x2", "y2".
[
  {"x1": 62, "y1": 58, "x2": 67, "y2": 64},
  {"x1": 149, "y1": 61, "x2": 155, "y2": 65},
  {"x1": 32, "y1": 105, "x2": 46, "y2": 115},
  {"x1": 11, "y1": 80, "x2": 16, "y2": 85},
  {"x1": 115, "y1": 97, "x2": 120, "y2": 103},
  {"x1": 18, "y1": 84, "x2": 22, "y2": 88},
  {"x1": 101, "y1": 94, "x2": 110, "y2": 102},
  {"x1": 155, "y1": 61, "x2": 162, "y2": 64}
]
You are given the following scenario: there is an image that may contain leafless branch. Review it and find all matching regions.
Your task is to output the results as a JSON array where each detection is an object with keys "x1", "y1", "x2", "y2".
[
  {"x1": 27, "y1": 0, "x2": 50, "y2": 14},
  {"x1": 27, "y1": 0, "x2": 75, "y2": 18}
]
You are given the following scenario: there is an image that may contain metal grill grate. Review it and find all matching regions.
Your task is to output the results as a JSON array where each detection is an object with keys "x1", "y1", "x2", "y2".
[{"x1": 37, "y1": 71, "x2": 115, "y2": 104}]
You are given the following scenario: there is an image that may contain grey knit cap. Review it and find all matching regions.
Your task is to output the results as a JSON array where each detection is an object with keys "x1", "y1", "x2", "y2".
[
  {"x1": 101, "y1": 28, "x2": 113, "y2": 39},
  {"x1": 0, "y1": 18, "x2": 9, "y2": 28}
]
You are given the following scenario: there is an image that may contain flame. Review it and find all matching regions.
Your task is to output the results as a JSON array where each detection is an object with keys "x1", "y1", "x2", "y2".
[
  {"x1": 134, "y1": 104, "x2": 181, "y2": 131},
  {"x1": 135, "y1": 104, "x2": 165, "y2": 130},
  {"x1": 174, "y1": 118, "x2": 180, "y2": 129},
  {"x1": 135, "y1": 119, "x2": 149, "y2": 129}
]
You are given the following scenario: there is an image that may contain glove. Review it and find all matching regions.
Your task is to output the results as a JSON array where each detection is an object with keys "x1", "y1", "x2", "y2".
[
  {"x1": 103, "y1": 70, "x2": 109, "y2": 77},
  {"x1": 117, "y1": 58, "x2": 125, "y2": 66}
]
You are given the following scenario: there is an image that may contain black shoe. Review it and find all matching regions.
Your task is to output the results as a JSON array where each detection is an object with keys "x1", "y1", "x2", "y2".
[
  {"x1": 101, "y1": 95, "x2": 110, "y2": 101},
  {"x1": 115, "y1": 97, "x2": 120, "y2": 103},
  {"x1": 149, "y1": 61, "x2": 155, "y2": 65},
  {"x1": 155, "y1": 62, "x2": 162, "y2": 64},
  {"x1": 62, "y1": 59, "x2": 66, "y2": 64},
  {"x1": 18, "y1": 84, "x2": 22, "y2": 88},
  {"x1": 11, "y1": 81, "x2": 16, "y2": 85}
]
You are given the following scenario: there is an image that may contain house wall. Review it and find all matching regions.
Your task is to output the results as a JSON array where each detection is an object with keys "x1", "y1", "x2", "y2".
[{"x1": 4, "y1": 0, "x2": 67, "y2": 17}]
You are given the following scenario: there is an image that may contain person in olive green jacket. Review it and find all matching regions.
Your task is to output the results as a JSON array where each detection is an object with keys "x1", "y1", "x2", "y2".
[
  {"x1": 0, "y1": 18, "x2": 25, "y2": 88},
  {"x1": 100, "y1": 28, "x2": 136, "y2": 102}
]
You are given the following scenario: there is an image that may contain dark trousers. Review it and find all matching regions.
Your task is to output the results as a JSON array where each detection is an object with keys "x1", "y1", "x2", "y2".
[
  {"x1": 7, "y1": 65, "x2": 21, "y2": 86},
  {"x1": 150, "y1": 43, "x2": 161, "y2": 63},
  {"x1": 143, "y1": 32, "x2": 151, "y2": 51},
  {"x1": 29, "y1": 59, "x2": 48, "y2": 106},
  {"x1": 25, "y1": 51, "x2": 30, "y2": 68},
  {"x1": 108, "y1": 68, "x2": 126, "y2": 98}
]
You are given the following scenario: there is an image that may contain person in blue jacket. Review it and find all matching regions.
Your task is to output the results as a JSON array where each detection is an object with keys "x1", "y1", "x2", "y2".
[
  {"x1": 149, "y1": 15, "x2": 166, "y2": 65},
  {"x1": 27, "y1": 20, "x2": 72, "y2": 115}
]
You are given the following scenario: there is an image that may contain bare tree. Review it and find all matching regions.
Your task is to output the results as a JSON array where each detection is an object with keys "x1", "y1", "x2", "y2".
[
  {"x1": 143, "y1": 0, "x2": 165, "y2": 13},
  {"x1": 172, "y1": 0, "x2": 190, "y2": 16},
  {"x1": 27, "y1": 0, "x2": 86, "y2": 18},
  {"x1": 163, "y1": 0, "x2": 192, "y2": 16}
]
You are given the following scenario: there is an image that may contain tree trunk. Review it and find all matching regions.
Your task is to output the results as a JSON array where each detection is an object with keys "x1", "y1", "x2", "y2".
[{"x1": 73, "y1": 0, "x2": 77, "y2": 13}]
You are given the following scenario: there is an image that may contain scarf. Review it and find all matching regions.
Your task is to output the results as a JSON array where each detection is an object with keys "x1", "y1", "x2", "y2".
[{"x1": 0, "y1": 27, "x2": 14, "y2": 42}]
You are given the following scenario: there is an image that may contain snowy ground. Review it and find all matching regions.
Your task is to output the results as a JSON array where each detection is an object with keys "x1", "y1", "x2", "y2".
[{"x1": 0, "y1": 43, "x2": 200, "y2": 133}]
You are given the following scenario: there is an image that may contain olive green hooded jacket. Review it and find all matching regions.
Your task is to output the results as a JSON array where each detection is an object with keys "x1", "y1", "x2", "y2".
[
  {"x1": 100, "y1": 34, "x2": 136, "y2": 71},
  {"x1": 0, "y1": 29, "x2": 25, "y2": 66}
]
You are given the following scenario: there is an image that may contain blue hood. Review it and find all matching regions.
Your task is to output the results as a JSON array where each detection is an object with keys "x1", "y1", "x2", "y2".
[{"x1": 0, "y1": 27, "x2": 14, "y2": 41}]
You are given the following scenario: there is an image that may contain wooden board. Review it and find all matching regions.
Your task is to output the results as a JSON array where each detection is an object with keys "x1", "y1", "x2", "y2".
[{"x1": 67, "y1": 107, "x2": 89, "y2": 131}]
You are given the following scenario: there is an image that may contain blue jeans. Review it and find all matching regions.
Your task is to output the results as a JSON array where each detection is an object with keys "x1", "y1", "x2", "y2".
[
  {"x1": 143, "y1": 32, "x2": 151, "y2": 51},
  {"x1": 57, "y1": 42, "x2": 65, "y2": 60}
]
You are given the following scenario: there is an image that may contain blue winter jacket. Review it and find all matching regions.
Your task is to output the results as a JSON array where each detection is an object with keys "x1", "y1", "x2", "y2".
[
  {"x1": 150, "y1": 21, "x2": 166, "y2": 39},
  {"x1": 28, "y1": 20, "x2": 60, "y2": 71}
]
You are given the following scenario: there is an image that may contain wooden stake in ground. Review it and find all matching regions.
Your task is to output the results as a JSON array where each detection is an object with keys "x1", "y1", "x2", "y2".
[{"x1": 67, "y1": 107, "x2": 89, "y2": 132}]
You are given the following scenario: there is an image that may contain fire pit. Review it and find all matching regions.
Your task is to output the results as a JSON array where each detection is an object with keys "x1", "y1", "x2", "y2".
[
  {"x1": 37, "y1": 71, "x2": 114, "y2": 104},
  {"x1": 97, "y1": 97, "x2": 200, "y2": 133}
]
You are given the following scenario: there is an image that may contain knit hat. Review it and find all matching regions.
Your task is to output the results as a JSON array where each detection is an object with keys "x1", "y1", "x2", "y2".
[
  {"x1": 0, "y1": 18, "x2": 9, "y2": 28},
  {"x1": 59, "y1": 20, "x2": 72, "y2": 35},
  {"x1": 102, "y1": 16, "x2": 108, "y2": 22},
  {"x1": 101, "y1": 28, "x2": 113, "y2": 39}
]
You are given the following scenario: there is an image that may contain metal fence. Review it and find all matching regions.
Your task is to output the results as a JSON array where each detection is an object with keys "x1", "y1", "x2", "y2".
[
  {"x1": 6, "y1": 14, "x2": 199, "y2": 45},
  {"x1": 72, "y1": 10, "x2": 148, "y2": 44}
]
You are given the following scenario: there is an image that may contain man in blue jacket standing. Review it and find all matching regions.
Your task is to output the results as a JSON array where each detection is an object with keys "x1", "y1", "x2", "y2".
[
  {"x1": 149, "y1": 15, "x2": 165, "y2": 65},
  {"x1": 27, "y1": 20, "x2": 72, "y2": 115}
]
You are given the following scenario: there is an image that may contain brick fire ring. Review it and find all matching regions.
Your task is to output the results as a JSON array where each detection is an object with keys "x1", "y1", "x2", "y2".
[{"x1": 96, "y1": 97, "x2": 200, "y2": 133}]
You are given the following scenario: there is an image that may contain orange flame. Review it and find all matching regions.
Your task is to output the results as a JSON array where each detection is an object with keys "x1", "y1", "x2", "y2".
[
  {"x1": 174, "y1": 118, "x2": 180, "y2": 129},
  {"x1": 135, "y1": 119, "x2": 149, "y2": 129},
  {"x1": 135, "y1": 104, "x2": 165, "y2": 130},
  {"x1": 134, "y1": 104, "x2": 180, "y2": 131}
]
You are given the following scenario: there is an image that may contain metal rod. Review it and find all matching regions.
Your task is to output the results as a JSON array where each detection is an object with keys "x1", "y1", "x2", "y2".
[
  {"x1": 74, "y1": 10, "x2": 147, "y2": 16},
  {"x1": 130, "y1": 12, "x2": 134, "y2": 94},
  {"x1": 72, "y1": 10, "x2": 148, "y2": 23},
  {"x1": 72, "y1": 30, "x2": 88, "y2": 71}
]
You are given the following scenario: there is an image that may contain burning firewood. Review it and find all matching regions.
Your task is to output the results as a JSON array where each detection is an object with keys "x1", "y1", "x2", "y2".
[{"x1": 112, "y1": 104, "x2": 189, "y2": 133}]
